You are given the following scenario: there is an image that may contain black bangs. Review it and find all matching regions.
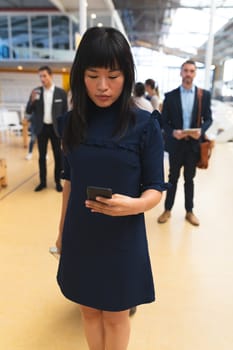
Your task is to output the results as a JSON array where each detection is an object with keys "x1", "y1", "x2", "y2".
[
  {"x1": 85, "y1": 41, "x2": 120, "y2": 70},
  {"x1": 79, "y1": 27, "x2": 127, "y2": 71}
]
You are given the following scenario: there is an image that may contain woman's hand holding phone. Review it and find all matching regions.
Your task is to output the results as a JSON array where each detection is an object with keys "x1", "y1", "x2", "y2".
[
  {"x1": 86, "y1": 193, "x2": 138, "y2": 216},
  {"x1": 86, "y1": 187, "x2": 161, "y2": 216}
]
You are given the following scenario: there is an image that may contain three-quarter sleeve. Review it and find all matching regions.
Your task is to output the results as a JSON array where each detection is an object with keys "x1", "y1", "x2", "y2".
[{"x1": 140, "y1": 116, "x2": 169, "y2": 192}]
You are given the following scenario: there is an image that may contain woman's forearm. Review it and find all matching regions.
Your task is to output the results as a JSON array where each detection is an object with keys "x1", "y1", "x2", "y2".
[
  {"x1": 58, "y1": 180, "x2": 71, "y2": 236},
  {"x1": 136, "y1": 189, "x2": 162, "y2": 214}
]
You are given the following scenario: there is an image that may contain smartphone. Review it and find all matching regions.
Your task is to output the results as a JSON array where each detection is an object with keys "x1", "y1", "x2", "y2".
[
  {"x1": 49, "y1": 246, "x2": 60, "y2": 259},
  {"x1": 87, "y1": 186, "x2": 112, "y2": 201}
]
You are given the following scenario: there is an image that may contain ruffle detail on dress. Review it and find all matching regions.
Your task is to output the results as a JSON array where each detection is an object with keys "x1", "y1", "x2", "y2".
[{"x1": 83, "y1": 138, "x2": 140, "y2": 154}]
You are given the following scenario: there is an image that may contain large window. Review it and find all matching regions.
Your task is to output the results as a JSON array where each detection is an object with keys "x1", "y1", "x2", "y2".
[
  {"x1": 31, "y1": 16, "x2": 49, "y2": 59},
  {"x1": 31, "y1": 16, "x2": 49, "y2": 49},
  {"x1": 11, "y1": 16, "x2": 29, "y2": 58},
  {"x1": 52, "y1": 16, "x2": 69, "y2": 49},
  {"x1": 0, "y1": 17, "x2": 10, "y2": 58},
  {"x1": 0, "y1": 13, "x2": 78, "y2": 61}
]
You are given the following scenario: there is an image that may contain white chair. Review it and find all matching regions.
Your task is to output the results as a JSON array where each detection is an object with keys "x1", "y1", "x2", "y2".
[
  {"x1": 0, "y1": 108, "x2": 8, "y2": 134},
  {"x1": 3, "y1": 110, "x2": 23, "y2": 134}
]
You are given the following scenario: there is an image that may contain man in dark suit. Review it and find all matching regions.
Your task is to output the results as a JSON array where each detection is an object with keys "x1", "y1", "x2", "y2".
[
  {"x1": 26, "y1": 65, "x2": 68, "y2": 192},
  {"x1": 158, "y1": 60, "x2": 212, "y2": 226}
]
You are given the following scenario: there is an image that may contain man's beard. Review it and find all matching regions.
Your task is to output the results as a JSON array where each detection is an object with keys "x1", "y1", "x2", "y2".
[{"x1": 183, "y1": 77, "x2": 192, "y2": 84}]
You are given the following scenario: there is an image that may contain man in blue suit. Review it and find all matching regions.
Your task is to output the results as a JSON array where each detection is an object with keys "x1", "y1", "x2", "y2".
[
  {"x1": 158, "y1": 60, "x2": 212, "y2": 226},
  {"x1": 26, "y1": 66, "x2": 67, "y2": 192}
]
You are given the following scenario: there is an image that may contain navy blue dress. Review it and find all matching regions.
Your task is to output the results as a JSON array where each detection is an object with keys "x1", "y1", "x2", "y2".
[{"x1": 57, "y1": 102, "x2": 167, "y2": 311}]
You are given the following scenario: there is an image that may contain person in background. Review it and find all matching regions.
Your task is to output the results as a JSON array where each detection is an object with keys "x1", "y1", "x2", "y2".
[
  {"x1": 145, "y1": 78, "x2": 161, "y2": 111},
  {"x1": 26, "y1": 65, "x2": 68, "y2": 192},
  {"x1": 24, "y1": 112, "x2": 36, "y2": 160},
  {"x1": 157, "y1": 60, "x2": 212, "y2": 226},
  {"x1": 55, "y1": 26, "x2": 168, "y2": 350},
  {"x1": 133, "y1": 82, "x2": 153, "y2": 113}
]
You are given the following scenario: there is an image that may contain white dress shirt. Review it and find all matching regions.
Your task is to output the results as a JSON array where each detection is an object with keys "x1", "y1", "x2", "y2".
[{"x1": 43, "y1": 84, "x2": 55, "y2": 124}]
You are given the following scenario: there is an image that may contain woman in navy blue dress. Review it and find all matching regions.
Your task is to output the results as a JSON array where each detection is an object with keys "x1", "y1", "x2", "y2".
[{"x1": 55, "y1": 27, "x2": 167, "y2": 350}]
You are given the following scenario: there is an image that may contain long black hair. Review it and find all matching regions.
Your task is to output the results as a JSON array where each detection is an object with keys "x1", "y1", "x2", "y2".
[{"x1": 63, "y1": 26, "x2": 135, "y2": 151}]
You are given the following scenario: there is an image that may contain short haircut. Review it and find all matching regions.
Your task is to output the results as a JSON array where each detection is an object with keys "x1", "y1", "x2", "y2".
[
  {"x1": 38, "y1": 65, "x2": 53, "y2": 75},
  {"x1": 181, "y1": 60, "x2": 196, "y2": 69},
  {"x1": 134, "y1": 82, "x2": 145, "y2": 97}
]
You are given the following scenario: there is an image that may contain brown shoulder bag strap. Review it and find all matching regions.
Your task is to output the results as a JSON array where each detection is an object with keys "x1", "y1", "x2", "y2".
[{"x1": 197, "y1": 88, "x2": 203, "y2": 128}]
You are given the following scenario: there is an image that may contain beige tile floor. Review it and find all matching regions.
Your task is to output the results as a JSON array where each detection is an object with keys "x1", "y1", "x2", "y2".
[{"x1": 0, "y1": 131, "x2": 233, "y2": 350}]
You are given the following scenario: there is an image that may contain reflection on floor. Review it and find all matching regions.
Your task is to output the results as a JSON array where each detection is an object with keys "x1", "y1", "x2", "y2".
[{"x1": 0, "y1": 132, "x2": 233, "y2": 350}]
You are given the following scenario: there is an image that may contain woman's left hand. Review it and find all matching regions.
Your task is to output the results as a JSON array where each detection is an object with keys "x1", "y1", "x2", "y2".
[{"x1": 85, "y1": 194, "x2": 144, "y2": 216}]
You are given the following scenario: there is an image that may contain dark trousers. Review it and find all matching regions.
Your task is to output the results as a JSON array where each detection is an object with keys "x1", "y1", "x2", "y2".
[
  {"x1": 37, "y1": 124, "x2": 62, "y2": 185},
  {"x1": 28, "y1": 124, "x2": 36, "y2": 153},
  {"x1": 165, "y1": 141, "x2": 199, "y2": 212}
]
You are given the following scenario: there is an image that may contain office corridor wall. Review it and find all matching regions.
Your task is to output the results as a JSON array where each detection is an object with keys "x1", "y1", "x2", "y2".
[{"x1": 0, "y1": 72, "x2": 63, "y2": 105}]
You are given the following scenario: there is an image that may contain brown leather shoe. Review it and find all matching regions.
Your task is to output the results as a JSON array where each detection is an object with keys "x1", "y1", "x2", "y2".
[
  {"x1": 157, "y1": 210, "x2": 171, "y2": 223},
  {"x1": 185, "y1": 212, "x2": 200, "y2": 226}
]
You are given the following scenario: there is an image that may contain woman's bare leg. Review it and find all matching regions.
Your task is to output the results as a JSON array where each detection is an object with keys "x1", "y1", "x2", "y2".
[
  {"x1": 103, "y1": 310, "x2": 130, "y2": 350},
  {"x1": 79, "y1": 305, "x2": 105, "y2": 350}
]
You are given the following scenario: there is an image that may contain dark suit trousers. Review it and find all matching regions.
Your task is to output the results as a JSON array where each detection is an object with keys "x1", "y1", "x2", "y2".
[
  {"x1": 165, "y1": 140, "x2": 199, "y2": 212},
  {"x1": 37, "y1": 124, "x2": 62, "y2": 185}
]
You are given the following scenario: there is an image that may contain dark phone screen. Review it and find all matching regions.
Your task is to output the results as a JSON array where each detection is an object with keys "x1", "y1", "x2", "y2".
[{"x1": 87, "y1": 186, "x2": 112, "y2": 200}]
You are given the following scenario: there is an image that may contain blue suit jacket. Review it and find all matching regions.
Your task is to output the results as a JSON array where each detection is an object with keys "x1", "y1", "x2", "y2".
[{"x1": 162, "y1": 86, "x2": 212, "y2": 154}]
